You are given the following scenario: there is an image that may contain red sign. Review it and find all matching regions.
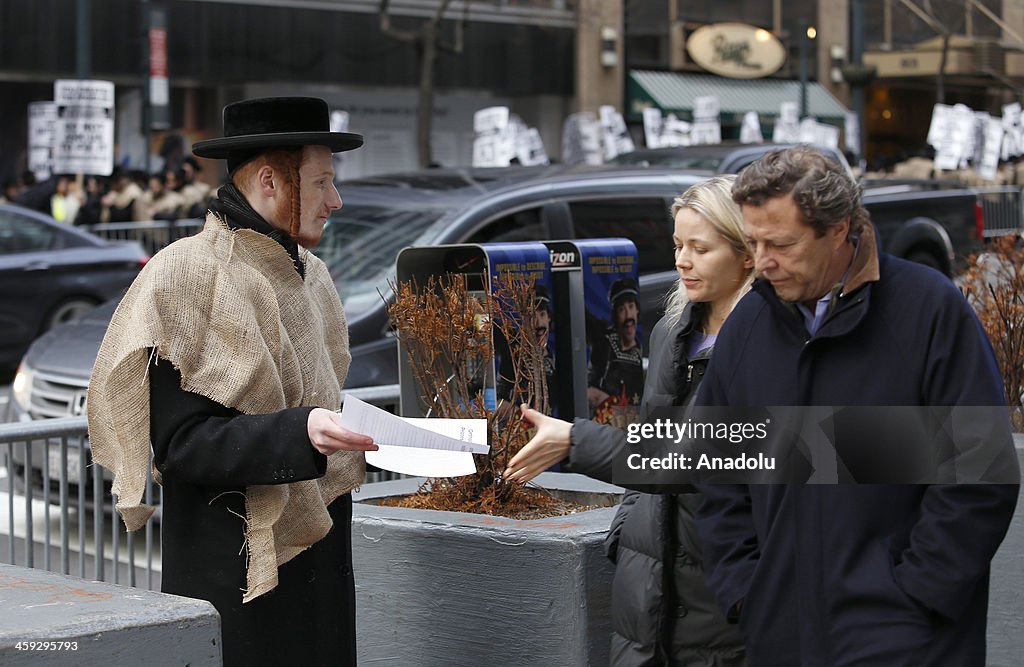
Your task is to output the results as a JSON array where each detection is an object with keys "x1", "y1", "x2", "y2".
[{"x1": 149, "y1": 28, "x2": 168, "y2": 78}]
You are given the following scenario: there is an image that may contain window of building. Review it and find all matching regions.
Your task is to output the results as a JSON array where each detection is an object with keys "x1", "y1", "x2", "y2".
[{"x1": 676, "y1": 0, "x2": 773, "y2": 30}]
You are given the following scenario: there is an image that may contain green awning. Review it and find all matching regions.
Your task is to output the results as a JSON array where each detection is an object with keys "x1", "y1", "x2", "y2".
[{"x1": 628, "y1": 70, "x2": 849, "y2": 124}]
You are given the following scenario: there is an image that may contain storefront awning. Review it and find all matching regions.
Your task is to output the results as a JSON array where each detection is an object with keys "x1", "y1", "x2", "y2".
[{"x1": 628, "y1": 70, "x2": 850, "y2": 123}]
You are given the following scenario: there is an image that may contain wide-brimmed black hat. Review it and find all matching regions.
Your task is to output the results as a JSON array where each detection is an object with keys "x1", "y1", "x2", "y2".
[{"x1": 192, "y1": 97, "x2": 363, "y2": 172}]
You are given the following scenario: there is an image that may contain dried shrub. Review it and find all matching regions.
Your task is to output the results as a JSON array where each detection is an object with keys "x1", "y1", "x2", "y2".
[
  {"x1": 385, "y1": 272, "x2": 570, "y2": 517},
  {"x1": 959, "y1": 235, "x2": 1024, "y2": 429}
]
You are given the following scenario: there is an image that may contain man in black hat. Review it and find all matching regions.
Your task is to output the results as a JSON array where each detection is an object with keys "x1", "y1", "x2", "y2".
[
  {"x1": 88, "y1": 97, "x2": 376, "y2": 667},
  {"x1": 587, "y1": 276, "x2": 644, "y2": 416}
]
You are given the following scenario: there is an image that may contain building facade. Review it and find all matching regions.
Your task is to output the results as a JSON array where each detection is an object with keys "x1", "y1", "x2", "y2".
[
  {"x1": 621, "y1": 0, "x2": 1023, "y2": 168},
  {"x1": 0, "y1": 0, "x2": 620, "y2": 182}
]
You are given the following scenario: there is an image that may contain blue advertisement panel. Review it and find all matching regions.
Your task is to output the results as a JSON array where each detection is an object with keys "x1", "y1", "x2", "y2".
[
  {"x1": 576, "y1": 239, "x2": 642, "y2": 427},
  {"x1": 482, "y1": 242, "x2": 556, "y2": 415}
]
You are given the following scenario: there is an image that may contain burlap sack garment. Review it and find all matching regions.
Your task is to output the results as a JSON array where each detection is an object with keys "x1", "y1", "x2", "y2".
[{"x1": 87, "y1": 213, "x2": 364, "y2": 602}]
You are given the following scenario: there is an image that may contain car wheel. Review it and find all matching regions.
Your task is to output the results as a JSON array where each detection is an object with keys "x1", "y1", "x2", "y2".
[{"x1": 45, "y1": 297, "x2": 98, "y2": 331}]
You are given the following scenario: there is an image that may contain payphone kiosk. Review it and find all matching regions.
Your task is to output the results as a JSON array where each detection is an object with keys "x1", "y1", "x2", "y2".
[{"x1": 394, "y1": 242, "x2": 553, "y2": 418}]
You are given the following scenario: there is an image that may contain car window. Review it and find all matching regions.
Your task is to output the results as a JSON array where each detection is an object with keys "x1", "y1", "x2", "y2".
[
  {"x1": 466, "y1": 207, "x2": 545, "y2": 244},
  {"x1": 313, "y1": 203, "x2": 446, "y2": 317},
  {"x1": 568, "y1": 198, "x2": 674, "y2": 274},
  {"x1": 0, "y1": 211, "x2": 56, "y2": 254}
]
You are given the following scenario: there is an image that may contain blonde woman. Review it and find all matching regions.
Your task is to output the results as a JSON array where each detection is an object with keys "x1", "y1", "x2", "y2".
[{"x1": 505, "y1": 175, "x2": 753, "y2": 666}]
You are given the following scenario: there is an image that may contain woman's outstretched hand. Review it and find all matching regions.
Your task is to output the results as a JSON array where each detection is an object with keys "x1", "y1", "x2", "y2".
[{"x1": 504, "y1": 404, "x2": 573, "y2": 484}]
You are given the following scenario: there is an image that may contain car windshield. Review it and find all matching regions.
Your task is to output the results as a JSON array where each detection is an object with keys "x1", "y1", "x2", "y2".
[{"x1": 311, "y1": 203, "x2": 446, "y2": 317}]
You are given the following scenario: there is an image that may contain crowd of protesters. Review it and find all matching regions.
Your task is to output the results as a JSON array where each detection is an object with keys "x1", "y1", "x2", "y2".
[{"x1": 0, "y1": 156, "x2": 213, "y2": 226}]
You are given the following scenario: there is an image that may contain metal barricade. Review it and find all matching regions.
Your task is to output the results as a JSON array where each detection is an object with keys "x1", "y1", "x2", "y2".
[
  {"x1": 974, "y1": 185, "x2": 1024, "y2": 238},
  {"x1": 85, "y1": 218, "x2": 205, "y2": 256},
  {"x1": 1, "y1": 384, "x2": 402, "y2": 590}
]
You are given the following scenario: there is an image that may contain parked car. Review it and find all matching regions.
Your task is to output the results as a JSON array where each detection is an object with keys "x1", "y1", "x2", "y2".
[
  {"x1": 608, "y1": 141, "x2": 852, "y2": 176},
  {"x1": 0, "y1": 203, "x2": 148, "y2": 372},
  {"x1": 611, "y1": 142, "x2": 999, "y2": 275}
]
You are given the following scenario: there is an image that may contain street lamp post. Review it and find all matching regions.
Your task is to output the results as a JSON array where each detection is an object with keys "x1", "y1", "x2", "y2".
[
  {"x1": 798, "y1": 19, "x2": 816, "y2": 119},
  {"x1": 76, "y1": 0, "x2": 91, "y2": 79},
  {"x1": 849, "y1": 0, "x2": 867, "y2": 160}
]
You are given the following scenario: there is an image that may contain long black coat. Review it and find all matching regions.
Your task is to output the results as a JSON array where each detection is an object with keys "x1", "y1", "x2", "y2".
[
  {"x1": 695, "y1": 252, "x2": 1020, "y2": 666},
  {"x1": 149, "y1": 361, "x2": 356, "y2": 667}
]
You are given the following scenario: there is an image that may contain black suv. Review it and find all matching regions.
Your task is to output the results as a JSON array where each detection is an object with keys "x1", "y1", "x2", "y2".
[{"x1": 12, "y1": 164, "x2": 700, "y2": 421}]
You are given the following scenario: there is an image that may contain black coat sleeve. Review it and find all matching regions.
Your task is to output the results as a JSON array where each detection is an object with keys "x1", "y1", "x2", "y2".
[{"x1": 148, "y1": 355, "x2": 327, "y2": 487}]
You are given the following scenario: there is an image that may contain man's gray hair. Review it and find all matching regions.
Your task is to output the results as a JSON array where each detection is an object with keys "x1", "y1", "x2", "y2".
[{"x1": 731, "y1": 145, "x2": 869, "y2": 238}]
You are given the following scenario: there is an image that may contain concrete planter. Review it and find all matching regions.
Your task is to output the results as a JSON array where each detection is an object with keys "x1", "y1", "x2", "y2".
[{"x1": 352, "y1": 472, "x2": 623, "y2": 667}]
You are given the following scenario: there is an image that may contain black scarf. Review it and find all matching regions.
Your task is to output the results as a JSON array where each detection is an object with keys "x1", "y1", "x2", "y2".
[{"x1": 208, "y1": 183, "x2": 304, "y2": 278}]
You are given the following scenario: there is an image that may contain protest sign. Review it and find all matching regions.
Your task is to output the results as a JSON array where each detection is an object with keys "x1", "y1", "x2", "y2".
[
  {"x1": 27, "y1": 101, "x2": 57, "y2": 181},
  {"x1": 53, "y1": 79, "x2": 115, "y2": 176},
  {"x1": 599, "y1": 106, "x2": 634, "y2": 161}
]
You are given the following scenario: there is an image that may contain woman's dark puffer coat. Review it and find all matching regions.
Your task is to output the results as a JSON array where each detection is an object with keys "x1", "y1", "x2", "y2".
[{"x1": 569, "y1": 303, "x2": 746, "y2": 666}]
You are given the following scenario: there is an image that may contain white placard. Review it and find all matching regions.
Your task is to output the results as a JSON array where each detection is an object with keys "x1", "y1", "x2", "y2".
[
  {"x1": 798, "y1": 118, "x2": 840, "y2": 149},
  {"x1": 740, "y1": 111, "x2": 763, "y2": 144},
  {"x1": 690, "y1": 121, "x2": 721, "y2": 145},
  {"x1": 1001, "y1": 102, "x2": 1022, "y2": 159},
  {"x1": 52, "y1": 79, "x2": 115, "y2": 176},
  {"x1": 54, "y1": 79, "x2": 115, "y2": 107},
  {"x1": 330, "y1": 110, "x2": 351, "y2": 175},
  {"x1": 599, "y1": 105, "x2": 635, "y2": 161},
  {"x1": 798, "y1": 118, "x2": 818, "y2": 143},
  {"x1": 515, "y1": 127, "x2": 549, "y2": 166},
  {"x1": 642, "y1": 107, "x2": 663, "y2": 149},
  {"x1": 472, "y1": 106, "x2": 516, "y2": 167},
  {"x1": 954, "y1": 105, "x2": 979, "y2": 170},
  {"x1": 660, "y1": 114, "x2": 692, "y2": 147},
  {"x1": 979, "y1": 117, "x2": 1004, "y2": 182},
  {"x1": 844, "y1": 111, "x2": 860, "y2": 157},
  {"x1": 330, "y1": 110, "x2": 350, "y2": 133},
  {"x1": 27, "y1": 101, "x2": 57, "y2": 181},
  {"x1": 561, "y1": 112, "x2": 603, "y2": 166},
  {"x1": 926, "y1": 103, "x2": 952, "y2": 148},
  {"x1": 693, "y1": 96, "x2": 720, "y2": 121},
  {"x1": 773, "y1": 102, "x2": 801, "y2": 143},
  {"x1": 690, "y1": 96, "x2": 721, "y2": 145},
  {"x1": 779, "y1": 101, "x2": 800, "y2": 125},
  {"x1": 818, "y1": 123, "x2": 841, "y2": 149},
  {"x1": 473, "y1": 106, "x2": 510, "y2": 135},
  {"x1": 932, "y1": 104, "x2": 975, "y2": 171}
]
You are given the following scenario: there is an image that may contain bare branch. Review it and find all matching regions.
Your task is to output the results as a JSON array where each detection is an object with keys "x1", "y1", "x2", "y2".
[
  {"x1": 379, "y1": 0, "x2": 418, "y2": 42},
  {"x1": 897, "y1": 0, "x2": 947, "y2": 35},
  {"x1": 439, "y1": 1, "x2": 469, "y2": 54}
]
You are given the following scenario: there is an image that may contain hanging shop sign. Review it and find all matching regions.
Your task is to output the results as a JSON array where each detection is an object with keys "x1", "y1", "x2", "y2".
[{"x1": 686, "y1": 22, "x2": 786, "y2": 80}]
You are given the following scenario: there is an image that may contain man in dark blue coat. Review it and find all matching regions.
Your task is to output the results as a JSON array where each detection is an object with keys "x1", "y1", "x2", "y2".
[{"x1": 693, "y1": 146, "x2": 1020, "y2": 666}]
